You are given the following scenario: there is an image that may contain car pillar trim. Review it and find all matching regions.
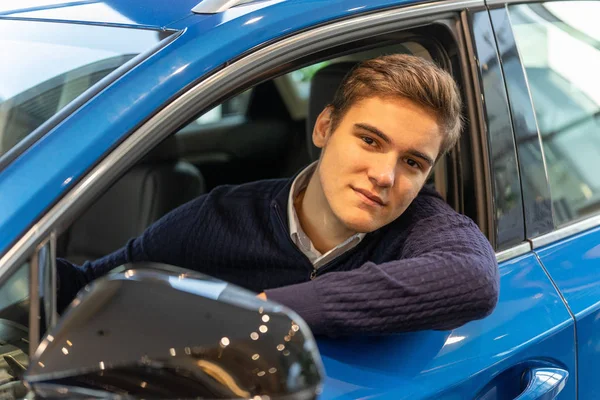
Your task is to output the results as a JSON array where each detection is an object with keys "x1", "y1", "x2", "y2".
[
  {"x1": 29, "y1": 239, "x2": 44, "y2": 355},
  {"x1": 28, "y1": 232, "x2": 59, "y2": 353},
  {"x1": 531, "y1": 215, "x2": 600, "y2": 250},
  {"x1": 459, "y1": 11, "x2": 495, "y2": 247},
  {"x1": 192, "y1": 0, "x2": 259, "y2": 14},
  {"x1": 496, "y1": 242, "x2": 531, "y2": 263},
  {"x1": 485, "y1": 0, "x2": 551, "y2": 6}
]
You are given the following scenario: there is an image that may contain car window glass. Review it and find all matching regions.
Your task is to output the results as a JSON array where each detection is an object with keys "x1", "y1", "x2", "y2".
[
  {"x1": 509, "y1": 2, "x2": 600, "y2": 226},
  {"x1": 0, "y1": 20, "x2": 168, "y2": 159}
]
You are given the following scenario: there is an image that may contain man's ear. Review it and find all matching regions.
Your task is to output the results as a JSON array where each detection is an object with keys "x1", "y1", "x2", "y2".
[{"x1": 312, "y1": 106, "x2": 333, "y2": 149}]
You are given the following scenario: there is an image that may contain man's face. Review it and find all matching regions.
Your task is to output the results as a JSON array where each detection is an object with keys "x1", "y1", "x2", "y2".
[{"x1": 313, "y1": 96, "x2": 443, "y2": 233}]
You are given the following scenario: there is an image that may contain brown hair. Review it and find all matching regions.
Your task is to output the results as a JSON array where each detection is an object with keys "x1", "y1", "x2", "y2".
[{"x1": 329, "y1": 54, "x2": 463, "y2": 157}]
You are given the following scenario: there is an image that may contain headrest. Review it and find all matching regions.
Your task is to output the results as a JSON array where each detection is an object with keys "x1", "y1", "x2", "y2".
[
  {"x1": 140, "y1": 135, "x2": 180, "y2": 163},
  {"x1": 306, "y1": 62, "x2": 357, "y2": 161}
]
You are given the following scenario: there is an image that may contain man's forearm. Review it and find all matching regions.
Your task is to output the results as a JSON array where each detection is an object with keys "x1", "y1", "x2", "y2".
[
  {"x1": 56, "y1": 258, "x2": 94, "y2": 312},
  {"x1": 266, "y1": 252, "x2": 497, "y2": 335},
  {"x1": 56, "y1": 243, "x2": 133, "y2": 312},
  {"x1": 266, "y1": 215, "x2": 499, "y2": 336}
]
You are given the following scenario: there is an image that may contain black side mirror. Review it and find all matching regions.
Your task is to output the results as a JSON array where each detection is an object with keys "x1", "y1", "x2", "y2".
[{"x1": 24, "y1": 263, "x2": 324, "y2": 399}]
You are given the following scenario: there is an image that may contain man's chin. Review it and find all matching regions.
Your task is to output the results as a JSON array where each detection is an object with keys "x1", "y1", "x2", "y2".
[{"x1": 341, "y1": 215, "x2": 386, "y2": 233}]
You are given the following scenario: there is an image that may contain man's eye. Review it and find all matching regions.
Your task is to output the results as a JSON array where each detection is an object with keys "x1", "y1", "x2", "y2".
[
  {"x1": 406, "y1": 158, "x2": 421, "y2": 169},
  {"x1": 361, "y1": 136, "x2": 376, "y2": 146}
]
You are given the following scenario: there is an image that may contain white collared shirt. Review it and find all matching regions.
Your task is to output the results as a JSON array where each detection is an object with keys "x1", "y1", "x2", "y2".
[{"x1": 288, "y1": 162, "x2": 365, "y2": 269}]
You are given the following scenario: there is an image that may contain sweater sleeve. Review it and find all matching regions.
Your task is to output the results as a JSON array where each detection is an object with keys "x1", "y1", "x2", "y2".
[
  {"x1": 265, "y1": 213, "x2": 499, "y2": 336},
  {"x1": 55, "y1": 195, "x2": 206, "y2": 312}
]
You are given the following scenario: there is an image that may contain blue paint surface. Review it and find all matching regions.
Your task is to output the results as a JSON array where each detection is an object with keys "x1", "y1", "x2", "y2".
[
  {"x1": 317, "y1": 254, "x2": 576, "y2": 399},
  {"x1": 537, "y1": 226, "x2": 600, "y2": 399}
]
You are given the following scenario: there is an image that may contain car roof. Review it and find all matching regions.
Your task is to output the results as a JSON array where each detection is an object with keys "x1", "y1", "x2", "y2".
[
  {"x1": 0, "y1": 0, "x2": 427, "y2": 29},
  {"x1": 0, "y1": 0, "x2": 199, "y2": 28}
]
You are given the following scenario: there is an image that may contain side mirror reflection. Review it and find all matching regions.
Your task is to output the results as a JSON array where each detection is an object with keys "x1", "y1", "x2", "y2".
[{"x1": 25, "y1": 263, "x2": 324, "y2": 399}]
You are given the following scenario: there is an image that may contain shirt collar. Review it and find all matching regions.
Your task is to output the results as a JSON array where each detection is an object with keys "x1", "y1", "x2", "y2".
[
  {"x1": 288, "y1": 161, "x2": 317, "y2": 241},
  {"x1": 287, "y1": 162, "x2": 366, "y2": 257}
]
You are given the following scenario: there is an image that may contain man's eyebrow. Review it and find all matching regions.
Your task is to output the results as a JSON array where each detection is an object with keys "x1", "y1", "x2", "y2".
[
  {"x1": 355, "y1": 123, "x2": 435, "y2": 167},
  {"x1": 407, "y1": 149, "x2": 434, "y2": 167},
  {"x1": 355, "y1": 123, "x2": 392, "y2": 145}
]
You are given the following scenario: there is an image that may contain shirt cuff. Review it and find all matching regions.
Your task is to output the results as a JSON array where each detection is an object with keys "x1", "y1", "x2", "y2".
[{"x1": 264, "y1": 280, "x2": 328, "y2": 335}]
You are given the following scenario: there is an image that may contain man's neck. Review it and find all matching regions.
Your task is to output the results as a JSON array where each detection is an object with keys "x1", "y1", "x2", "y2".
[{"x1": 295, "y1": 169, "x2": 356, "y2": 254}]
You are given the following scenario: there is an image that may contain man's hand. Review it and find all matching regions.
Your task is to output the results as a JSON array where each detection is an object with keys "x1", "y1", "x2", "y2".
[{"x1": 257, "y1": 292, "x2": 267, "y2": 300}]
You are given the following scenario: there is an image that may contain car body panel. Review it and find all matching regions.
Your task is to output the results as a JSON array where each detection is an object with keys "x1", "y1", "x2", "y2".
[
  {"x1": 0, "y1": 0, "x2": 200, "y2": 29},
  {"x1": 317, "y1": 254, "x2": 576, "y2": 399},
  {"x1": 0, "y1": 0, "x2": 428, "y2": 30},
  {"x1": 536, "y1": 227, "x2": 600, "y2": 398}
]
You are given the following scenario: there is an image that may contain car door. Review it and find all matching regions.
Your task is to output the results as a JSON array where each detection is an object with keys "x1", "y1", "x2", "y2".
[
  {"x1": 497, "y1": 1, "x2": 600, "y2": 398},
  {"x1": 316, "y1": 7, "x2": 576, "y2": 399}
]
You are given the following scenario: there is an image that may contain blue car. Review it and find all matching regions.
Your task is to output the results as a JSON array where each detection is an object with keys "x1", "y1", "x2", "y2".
[{"x1": 0, "y1": 0, "x2": 599, "y2": 398}]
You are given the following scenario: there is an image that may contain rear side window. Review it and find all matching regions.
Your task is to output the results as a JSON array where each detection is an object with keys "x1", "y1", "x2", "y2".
[
  {"x1": 0, "y1": 20, "x2": 168, "y2": 159},
  {"x1": 509, "y1": 1, "x2": 600, "y2": 226}
]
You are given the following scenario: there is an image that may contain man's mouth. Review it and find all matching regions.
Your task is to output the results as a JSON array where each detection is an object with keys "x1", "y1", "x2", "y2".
[{"x1": 352, "y1": 187, "x2": 386, "y2": 207}]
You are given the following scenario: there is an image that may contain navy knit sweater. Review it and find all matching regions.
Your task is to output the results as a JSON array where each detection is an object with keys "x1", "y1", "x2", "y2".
[{"x1": 56, "y1": 178, "x2": 499, "y2": 336}]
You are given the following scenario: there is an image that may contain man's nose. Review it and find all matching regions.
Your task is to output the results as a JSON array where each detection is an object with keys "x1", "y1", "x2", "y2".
[{"x1": 368, "y1": 159, "x2": 396, "y2": 188}]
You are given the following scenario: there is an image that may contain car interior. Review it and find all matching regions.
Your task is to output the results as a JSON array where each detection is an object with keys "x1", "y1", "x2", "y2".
[{"x1": 54, "y1": 26, "x2": 482, "y2": 261}]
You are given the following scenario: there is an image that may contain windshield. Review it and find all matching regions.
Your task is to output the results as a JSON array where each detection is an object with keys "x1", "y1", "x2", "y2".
[{"x1": 0, "y1": 19, "x2": 170, "y2": 160}]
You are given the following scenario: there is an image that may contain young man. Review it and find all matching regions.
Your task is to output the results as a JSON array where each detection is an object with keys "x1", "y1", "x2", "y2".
[{"x1": 57, "y1": 54, "x2": 499, "y2": 336}]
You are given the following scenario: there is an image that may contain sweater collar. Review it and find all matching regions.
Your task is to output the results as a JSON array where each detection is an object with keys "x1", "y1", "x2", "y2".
[
  {"x1": 287, "y1": 161, "x2": 318, "y2": 238},
  {"x1": 270, "y1": 168, "x2": 301, "y2": 229}
]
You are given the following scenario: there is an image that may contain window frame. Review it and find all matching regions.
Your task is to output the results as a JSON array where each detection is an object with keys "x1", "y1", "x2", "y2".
[{"x1": 29, "y1": 233, "x2": 58, "y2": 354}]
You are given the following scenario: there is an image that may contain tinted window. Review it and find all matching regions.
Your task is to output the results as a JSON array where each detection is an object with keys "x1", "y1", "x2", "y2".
[
  {"x1": 509, "y1": 2, "x2": 600, "y2": 226},
  {"x1": 0, "y1": 20, "x2": 168, "y2": 158}
]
